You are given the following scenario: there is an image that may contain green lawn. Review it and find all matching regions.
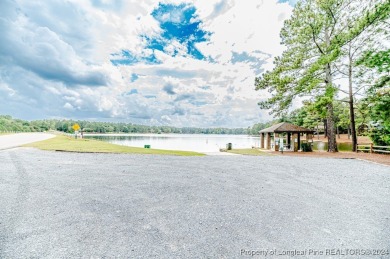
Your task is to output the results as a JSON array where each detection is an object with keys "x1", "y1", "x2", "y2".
[
  {"x1": 227, "y1": 148, "x2": 272, "y2": 156},
  {"x1": 337, "y1": 142, "x2": 353, "y2": 151},
  {"x1": 24, "y1": 135, "x2": 204, "y2": 156}
]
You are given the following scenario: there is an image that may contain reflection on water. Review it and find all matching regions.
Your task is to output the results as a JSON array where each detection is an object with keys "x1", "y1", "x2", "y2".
[
  {"x1": 84, "y1": 134, "x2": 260, "y2": 152},
  {"x1": 312, "y1": 141, "x2": 353, "y2": 151},
  {"x1": 314, "y1": 141, "x2": 326, "y2": 151}
]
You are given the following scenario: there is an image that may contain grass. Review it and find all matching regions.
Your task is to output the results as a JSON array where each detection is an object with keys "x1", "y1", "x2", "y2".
[
  {"x1": 24, "y1": 135, "x2": 204, "y2": 156},
  {"x1": 227, "y1": 148, "x2": 272, "y2": 156},
  {"x1": 338, "y1": 142, "x2": 353, "y2": 152}
]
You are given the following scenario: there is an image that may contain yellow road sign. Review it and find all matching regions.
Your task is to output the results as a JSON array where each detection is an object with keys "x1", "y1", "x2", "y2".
[{"x1": 72, "y1": 124, "x2": 80, "y2": 131}]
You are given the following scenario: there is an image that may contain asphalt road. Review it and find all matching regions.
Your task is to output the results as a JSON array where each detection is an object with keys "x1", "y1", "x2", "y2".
[
  {"x1": 0, "y1": 133, "x2": 55, "y2": 150},
  {"x1": 0, "y1": 148, "x2": 389, "y2": 258}
]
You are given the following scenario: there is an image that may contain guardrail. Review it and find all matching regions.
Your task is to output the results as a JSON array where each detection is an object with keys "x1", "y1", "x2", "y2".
[{"x1": 357, "y1": 143, "x2": 390, "y2": 154}]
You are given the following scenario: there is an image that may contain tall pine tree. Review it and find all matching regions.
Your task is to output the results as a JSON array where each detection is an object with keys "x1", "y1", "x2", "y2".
[{"x1": 255, "y1": 0, "x2": 390, "y2": 152}]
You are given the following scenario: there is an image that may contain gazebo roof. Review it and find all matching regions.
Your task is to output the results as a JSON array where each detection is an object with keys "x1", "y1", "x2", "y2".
[{"x1": 259, "y1": 122, "x2": 314, "y2": 133}]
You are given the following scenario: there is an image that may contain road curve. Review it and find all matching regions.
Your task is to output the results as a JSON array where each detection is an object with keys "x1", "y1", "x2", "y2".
[{"x1": 0, "y1": 133, "x2": 55, "y2": 150}]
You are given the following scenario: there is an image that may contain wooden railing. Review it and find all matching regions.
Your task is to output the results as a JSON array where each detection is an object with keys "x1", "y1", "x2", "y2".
[{"x1": 357, "y1": 143, "x2": 390, "y2": 154}]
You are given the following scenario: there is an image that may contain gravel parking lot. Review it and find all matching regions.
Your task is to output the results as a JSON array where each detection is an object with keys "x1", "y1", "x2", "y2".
[{"x1": 1, "y1": 148, "x2": 389, "y2": 258}]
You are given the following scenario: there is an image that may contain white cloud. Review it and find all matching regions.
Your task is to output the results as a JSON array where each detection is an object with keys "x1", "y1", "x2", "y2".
[
  {"x1": 63, "y1": 102, "x2": 75, "y2": 110},
  {"x1": 0, "y1": 0, "x2": 293, "y2": 127}
]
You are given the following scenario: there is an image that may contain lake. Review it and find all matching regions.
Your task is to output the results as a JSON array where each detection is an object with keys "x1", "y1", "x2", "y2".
[{"x1": 84, "y1": 134, "x2": 260, "y2": 152}]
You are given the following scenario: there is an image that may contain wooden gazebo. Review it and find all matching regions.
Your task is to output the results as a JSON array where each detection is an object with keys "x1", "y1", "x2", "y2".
[{"x1": 259, "y1": 122, "x2": 315, "y2": 152}]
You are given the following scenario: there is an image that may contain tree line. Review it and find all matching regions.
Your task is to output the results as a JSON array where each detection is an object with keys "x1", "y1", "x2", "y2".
[
  {"x1": 0, "y1": 106, "x2": 382, "y2": 141},
  {"x1": 0, "y1": 115, "x2": 252, "y2": 135},
  {"x1": 255, "y1": 0, "x2": 390, "y2": 151}
]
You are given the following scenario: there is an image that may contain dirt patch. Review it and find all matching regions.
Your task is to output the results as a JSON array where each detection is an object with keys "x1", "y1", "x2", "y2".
[
  {"x1": 272, "y1": 151, "x2": 390, "y2": 166},
  {"x1": 306, "y1": 134, "x2": 372, "y2": 144}
]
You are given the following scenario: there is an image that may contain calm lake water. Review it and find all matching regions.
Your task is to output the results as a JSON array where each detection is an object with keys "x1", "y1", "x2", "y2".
[{"x1": 84, "y1": 134, "x2": 260, "y2": 152}]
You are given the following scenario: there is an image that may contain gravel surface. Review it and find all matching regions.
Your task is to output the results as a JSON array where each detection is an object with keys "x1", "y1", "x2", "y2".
[{"x1": 1, "y1": 148, "x2": 389, "y2": 258}]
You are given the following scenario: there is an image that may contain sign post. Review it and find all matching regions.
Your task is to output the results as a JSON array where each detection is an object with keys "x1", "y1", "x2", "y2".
[{"x1": 72, "y1": 124, "x2": 80, "y2": 139}]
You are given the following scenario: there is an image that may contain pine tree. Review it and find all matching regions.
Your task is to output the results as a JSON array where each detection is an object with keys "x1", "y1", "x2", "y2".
[{"x1": 255, "y1": 0, "x2": 390, "y2": 152}]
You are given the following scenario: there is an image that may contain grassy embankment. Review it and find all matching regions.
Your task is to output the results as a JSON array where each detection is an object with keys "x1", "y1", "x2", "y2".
[
  {"x1": 24, "y1": 135, "x2": 204, "y2": 156},
  {"x1": 227, "y1": 148, "x2": 272, "y2": 156}
]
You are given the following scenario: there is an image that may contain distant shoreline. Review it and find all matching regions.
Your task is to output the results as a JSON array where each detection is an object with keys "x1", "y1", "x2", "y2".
[{"x1": 82, "y1": 132, "x2": 258, "y2": 136}]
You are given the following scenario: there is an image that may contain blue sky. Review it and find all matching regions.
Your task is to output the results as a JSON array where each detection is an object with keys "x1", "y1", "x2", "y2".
[
  {"x1": 278, "y1": 0, "x2": 298, "y2": 6},
  {"x1": 0, "y1": 0, "x2": 293, "y2": 127}
]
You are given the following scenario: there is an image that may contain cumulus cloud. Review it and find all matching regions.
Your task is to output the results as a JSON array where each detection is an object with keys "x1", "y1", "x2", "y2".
[
  {"x1": 0, "y1": 0, "x2": 293, "y2": 127},
  {"x1": 0, "y1": 0, "x2": 109, "y2": 87}
]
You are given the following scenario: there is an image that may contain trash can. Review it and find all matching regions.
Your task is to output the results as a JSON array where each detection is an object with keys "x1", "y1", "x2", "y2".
[
  {"x1": 144, "y1": 145, "x2": 151, "y2": 149},
  {"x1": 301, "y1": 143, "x2": 312, "y2": 152},
  {"x1": 226, "y1": 143, "x2": 232, "y2": 150}
]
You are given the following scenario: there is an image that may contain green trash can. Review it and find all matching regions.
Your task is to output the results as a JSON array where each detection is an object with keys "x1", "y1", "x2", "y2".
[
  {"x1": 226, "y1": 143, "x2": 232, "y2": 150},
  {"x1": 301, "y1": 143, "x2": 312, "y2": 152},
  {"x1": 144, "y1": 144, "x2": 151, "y2": 149}
]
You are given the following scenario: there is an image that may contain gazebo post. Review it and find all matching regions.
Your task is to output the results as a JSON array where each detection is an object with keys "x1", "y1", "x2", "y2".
[
  {"x1": 274, "y1": 133, "x2": 279, "y2": 151},
  {"x1": 265, "y1": 133, "x2": 271, "y2": 149},
  {"x1": 297, "y1": 133, "x2": 301, "y2": 151},
  {"x1": 260, "y1": 133, "x2": 265, "y2": 149},
  {"x1": 307, "y1": 133, "x2": 313, "y2": 142},
  {"x1": 287, "y1": 132, "x2": 291, "y2": 149},
  {"x1": 292, "y1": 133, "x2": 298, "y2": 151}
]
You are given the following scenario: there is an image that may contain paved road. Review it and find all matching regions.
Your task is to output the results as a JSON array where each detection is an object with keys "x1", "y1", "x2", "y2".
[
  {"x1": 0, "y1": 133, "x2": 55, "y2": 150},
  {"x1": 0, "y1": 148, "x2": 389, "y2": 258}
]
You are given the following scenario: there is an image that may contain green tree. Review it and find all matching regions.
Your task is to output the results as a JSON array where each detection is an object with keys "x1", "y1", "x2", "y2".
[
  {"x1": 333, "y1": 1, "x2": 389, "y2": 150},
  {"x1": 333, "y1": 100, "x2": 350, "y2": 138},
  {"x1": 358, "y1": 49, "x2": 390, "y2": 145},
  {"x1": 255, "y1": 0, "x2": 390, "y2": 152}
]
